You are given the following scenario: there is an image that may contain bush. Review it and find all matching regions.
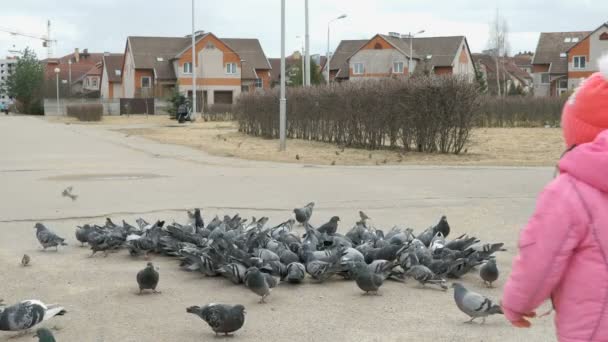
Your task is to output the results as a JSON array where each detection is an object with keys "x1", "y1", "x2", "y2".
[
  {"x1": 66, "y1": 104, "x2": 103, "y2": 121},
  {"x1": 236, "y1": 76, "x2": 479, "y2": 154},
  {"x1": 203, "y1": 104, "x2": 234, "y2": 121},
  {"x1": 477, "y1": 96, "x2": 565, "y2": 127}
]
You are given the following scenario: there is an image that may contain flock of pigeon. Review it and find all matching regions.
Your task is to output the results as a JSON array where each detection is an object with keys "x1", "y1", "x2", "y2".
[{"x1": 1, "y1": 202, "x2": 506, "y2": 340}]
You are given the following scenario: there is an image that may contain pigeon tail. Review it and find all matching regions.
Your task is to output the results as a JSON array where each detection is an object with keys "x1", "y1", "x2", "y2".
[{"x1": 43, "y1": 305, "x2": 67, "y2": 321}]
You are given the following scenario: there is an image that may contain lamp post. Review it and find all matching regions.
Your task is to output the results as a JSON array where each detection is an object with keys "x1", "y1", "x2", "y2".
[
  {"x1": 296, "y1": 35, "x2": 305, "y2": 86},
  {"x1": 68, "y1": 59, "x2": 72, "y2": 97},
  {"x1": 326, "y1": 14, "x2": 347, "y2": 84},
  {"x1": 279, "y1": 0, "x2": 286, "y2": 151},
  {"x1": 54, "y1": 67, "x2": 60, "y2": 114},
  {"x1": 304, "y1": 0, "x2": 310, "y2": 87},
  {"x1": 191, "y1": 0, "x2": 198, "y2": 119},
  {"x1": 408, "y1": 30, "x2": 425, "y2": 75}
]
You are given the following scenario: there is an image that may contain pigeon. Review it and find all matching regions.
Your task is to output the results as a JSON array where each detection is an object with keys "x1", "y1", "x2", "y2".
[
  {"x1": 21, "y1": 254, "x2": 30, "y2": 267},
  {"x1": 61, "y1": 186, "x2": 77, "y2": 201},
  {"x1": 405, "y1": 265, "x2": 448, "y2": 290},
  {"x1": 480, "y1": 259, "x2": 499, "y2": 287},
  {"x1": 218, "y1": 263, "x2": 248, "y2": 285},
  {"x1": 0, "y1": 299, "x2": 66, "y2": 332},
  {"x1": 34, "y1": 327, "x2": 56, "y2": 342},
  {"x1": 317, "y1": 216, "x2": 340, "y2": 235},
  {"x1": 433, "y1": 216, "x2": 450, "y2": 238},
  {"x1": 285, "y1": 262, "x2": 306, "y2": 283},
  {"x1": 359, "y1": 211, "x2": 370, "y2": 223},
  {"x1": 136, "y1": 262, "x2": 160, "y2": 294},
  {"x1": 75, "y1": 224, "x2": 94, "y2": 246},
  {"x1": 351, "y1": 262, "x2": 384, "y2": 295},
  {"x1": 192, "y1": 208, "x2": 204, "y2": 229},
  {"x1": 244, "y1": 266, "x2": 276, "y2": 303},
  {"x1": 452, "y1": 282, "x2": 503, "y2": 323},
  {"x1": 187, "y1": 303, "x2": 246, "y2": 336},
  {"x1": 34, "y1": 223, "x2": 67, "y2": 251},
  {"x1": 293, "y1": 202, "x2": 314, "y2": 225}
]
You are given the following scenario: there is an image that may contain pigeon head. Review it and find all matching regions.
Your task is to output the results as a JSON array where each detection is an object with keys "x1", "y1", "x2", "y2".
[
  {"x1": 186, "y1": 305, "x2": 202, "y2": 314},
  {"x1": 34, "y1": 327, "x2": 55, "y2": 340},
  {"x1": 146, "y1": 262, "x2": 156, "y2": 270},
  {"x1": 34, "y1": 223, "x2": 45, "y2": 230},
  {"x1": 233, "y1": 304, "x2": 246, "y2": 315},
  {"x1": 451, "y1": 282, "x2": 463, "y2": 289},
  {"x1": 330, "y1": 216, "x2": 340, "y2": 223}
]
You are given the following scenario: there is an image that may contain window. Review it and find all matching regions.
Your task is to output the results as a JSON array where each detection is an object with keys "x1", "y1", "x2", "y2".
[
  {"x1": 92, "y1": 78, "x2": 98, "y2": 87},
  {"x1": 564, "y1": 37, "x2": 572, "y2": 43},
  {"x1": 205, "y1": 42, "x2": 216, "y2": 49},
  {"x1": 85, "y1": 78, "x2": 90, "y2": 86},
  {"x1": 156, "y1": 57, "x2": 164, "y2": 62},
  {"x1": 254, "y1": 78, "x2": 263, "y2": 88},
  {"x1": 541, "y1": 73, "x2": 550, "y2": 84},
  {"x1": 560, "y1": 52, "x2": 567, "y2": 58},
  {"x1": 353, "y1": 63, "x2": 364, "y2": 75},
  {"x1": 141, "y1": 76, "x2": 151, "y2": 88},
  {"x1": 572, "y1": 37, "x2": 580, "y2": 43},
  {"x1": 393, "y1": 61, "x2": 404, "y2": 74},
  {"x1": 559, "y1": 79, "x2": 568, "y2": 88},
  {"x1": 183, "y1": 62, "x2": 192, "y2": 74},
  {"x1": 115, "y1": 70, "x2": 122, "y2": 76},
  {"x1": 573, "y1": 56, "x2": 586, "y2": 69},
  {"x1": 226, "y1": 63, "x2": 237, "y2": 74}
]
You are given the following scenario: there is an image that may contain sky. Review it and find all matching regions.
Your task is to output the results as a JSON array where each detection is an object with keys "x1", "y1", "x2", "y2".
[{"x1": 0, "y1": 0, "x2": 607, "y2": 60}]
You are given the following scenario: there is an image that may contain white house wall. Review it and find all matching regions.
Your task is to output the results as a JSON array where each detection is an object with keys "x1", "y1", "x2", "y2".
[{"x1": 349, "y1": 49, "x2": 411, "y2": 80}]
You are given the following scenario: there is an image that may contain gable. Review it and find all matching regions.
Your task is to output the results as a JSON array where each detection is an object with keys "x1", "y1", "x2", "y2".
[
  {"x1": 361, "y1": 36, "x2": 394, "y2": 50},
  {"x1": 176, "y1": 33, "x2": 240, "y2": 66}
]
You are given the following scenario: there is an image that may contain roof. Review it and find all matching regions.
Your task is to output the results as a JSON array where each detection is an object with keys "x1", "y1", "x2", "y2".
[
  {"x1": 42, "y1": 51, "x2": 104, "y2": 82},
  {"x1": 128, "y1": 36, "x2": 191, "y2": 80},
  {"x1": 532, "y1": 31, "x2": 590, "y2": 74},
  {"x1": 103, "y1": 54, "x2": 124, "y2": 83},
  {"x1": 330, "y1": 40, "x2": 368, "y2": 78},
  {"x1": 379, "y1": 34, "x2": 413, "y2": 57},
  {"x1": 85, "y1": 64, "x2": 102, "y2": 76},
  {"x1": 567, "y1": 23, "x2": 608, "y2": 52},
  {"x1": 473, "y1": 53, "x2": 532, "y2": 84},
  {"x1": 407, "y1": 36, "x2": 465, "y2": 68},
  {"x1": 222, "y1": 38, "x2": 271, "y2": 70}
]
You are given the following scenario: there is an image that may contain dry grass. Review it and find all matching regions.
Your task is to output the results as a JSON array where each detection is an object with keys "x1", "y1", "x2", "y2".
[{"x1": 63, "y1": 115, "x2": 566, "y2": 167}]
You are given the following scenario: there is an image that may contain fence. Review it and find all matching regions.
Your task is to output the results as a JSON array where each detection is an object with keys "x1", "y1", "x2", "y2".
[{"x1": 44, "y1": 99, "x2": 120, "y2": 116}]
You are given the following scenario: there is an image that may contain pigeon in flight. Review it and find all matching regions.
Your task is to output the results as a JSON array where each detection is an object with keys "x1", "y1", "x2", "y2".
[
  {"x1": 61, "y1": 186, "x2": 78, "y2": 201},
  {"x1": 0, "y1": 299, "x2": 66, "y2": 332},
  {"x1": 187, "y1": 303, "x2": 246, "y2": 336},
  {"x1": 136, "y1": 262, "x2": 160, "y2": 294},
  {"x1": 452, "y1": 282, "x2": 503, "y2": 323},
  {"x1": 34, "y1": 223, "x2": 67, "y2": 251}
]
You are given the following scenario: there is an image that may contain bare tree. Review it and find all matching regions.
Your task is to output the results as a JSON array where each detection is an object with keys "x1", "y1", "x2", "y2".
[{"x1": 488, "y1": 8, "x2": 510, "y2": 96}]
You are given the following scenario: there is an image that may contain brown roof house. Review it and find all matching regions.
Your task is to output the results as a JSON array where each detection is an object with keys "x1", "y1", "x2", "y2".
[
  {"x1": 529, "y1": 24, "x2": 608, "y2": 97},
  {"x1": 121, "y1": 32, "x2": 271, "y2": 107},
  {"x1": 100, "y1": 53, "x2": 124, "y2": 99},
  {"x1": 325, "y1": 33, "x2": 475, "y2": 82},
  {"x1": 473, "y1": 53, "x2": 533, "y2": 95},
  {"x1": 42, "y1": 48, "x2": 104, "y2": 97}
]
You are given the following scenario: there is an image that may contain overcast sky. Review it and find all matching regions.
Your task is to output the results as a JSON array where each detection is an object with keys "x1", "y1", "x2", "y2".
[{"x1": 1, "y1": 0, "x2": 606, "y2": 60}]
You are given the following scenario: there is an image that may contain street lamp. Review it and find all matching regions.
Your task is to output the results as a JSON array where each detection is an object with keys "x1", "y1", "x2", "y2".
[
  {"x1": 304, "y1": 0, "x2": 310, "y2": 87},
  {"x1": 54, "y1": 67, "x2": 60, "y2": 114},
  {"x1": 279, "y1": 0, "x2": 287, "y2": 151},
  {"x1": 191, "y1": 0, "x2": 197, "y2": 119},
  {"x1": 326, "y1": 14, "x2": 347, "y2": 84},
  {"x1": 407, "y1": 30, "x2": 425, "y2": 75}
]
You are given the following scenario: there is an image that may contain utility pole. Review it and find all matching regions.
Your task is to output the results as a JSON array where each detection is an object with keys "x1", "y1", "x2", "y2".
[
  {"x1": 304, "y1": 0, "x2": 311, "y2": 86},
  {"x1": 192, "y1": 0, "x2": 197, "y2": 118},
  {"x1": 326, "y1": 15, "x2": 347, "y2": 84},
  {"x1": 279, "y1": 0, "x2": 287, "y2": 151}
]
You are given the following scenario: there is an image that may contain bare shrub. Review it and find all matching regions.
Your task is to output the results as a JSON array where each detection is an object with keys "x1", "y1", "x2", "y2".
[
  {"x1": 236, "y1": 76, "x2": 479, "y2": 154},
  {"x1": 477, "y1": 96, "x2": 565, "y2": 127},
  {"x1": 66, "y1": 104, "x2": 103, "y2": 121},
  {"x1": 203, "y1": 104, "x2": 235, "y2": 121}
]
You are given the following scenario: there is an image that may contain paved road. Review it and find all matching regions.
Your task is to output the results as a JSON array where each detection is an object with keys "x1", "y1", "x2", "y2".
[{"x1": 0, "y1": 116, "x2": 556, "y2": 341}]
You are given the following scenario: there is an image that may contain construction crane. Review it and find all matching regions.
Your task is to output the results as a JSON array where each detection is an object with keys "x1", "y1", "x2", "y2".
[{"x1": 0, "y1": 20, "x2": 57, "y2": 58}]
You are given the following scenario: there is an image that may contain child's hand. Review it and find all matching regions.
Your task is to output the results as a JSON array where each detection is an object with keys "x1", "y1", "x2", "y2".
[{"x1": 510, "y1": 312, "x2": 537, "y2": 328}]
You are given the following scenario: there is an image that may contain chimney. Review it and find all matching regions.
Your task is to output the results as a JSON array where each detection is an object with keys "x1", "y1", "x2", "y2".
[
  {"x1": 74, "y1": 48, "x2": 80, "y2": 63},
  {"x1": 104, "y1": 51, "x2": 110, "y2": 56}
]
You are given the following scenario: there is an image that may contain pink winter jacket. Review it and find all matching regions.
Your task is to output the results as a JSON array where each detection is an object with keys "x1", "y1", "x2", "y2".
[{"x1": 503, "y1": 130, "x2": 608, "y2": 341}]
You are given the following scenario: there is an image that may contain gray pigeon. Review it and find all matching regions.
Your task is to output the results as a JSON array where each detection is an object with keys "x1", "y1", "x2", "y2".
[
  {"x1": 317, "y1": 216, "x2": 340, "y2": 235},
  {"x1": 286, "y1": 262, "x2": 306, "y2": 283},
  {"x1": 405, "y1": 265, "x2": 448, "y2": 290},
  {"x1": 244, "y1": 267, "x2": 276, "y2": 303},
  {"x1": 293, "y1": 202, "x2": 314, "y2": 225},
  {"x1": 187, "y1": 303, "x2": 246, "y2": 336},
  {"x1": 34, "y1": 223, "x2": 67, "y2": 251},
  {"x1": 136, "y1": 262, "x2": 160, "y2": 294},
  {"x1": 75, "y1": 224, "x2": 93, "y2": 246},
  {"x1": 480, "y1": 259, "x2": 499, "y2": 287},
  {"x1": 34, "y1": 327, "x2": 56, "y2": 342},
  {"x1": 61, "y1": 186, "x2": 77, "y2": 201},
  {"x1": 351, "y1": 262, "x2": 384, "y2": 295},
  {"x1": 452, "y1": 283, "x2": 503, "y2": 323},
  {"x1": 218, "y1": 263, "x2": 247, "y2": 284},
  {"x1": 0, "y1": 299, "x2": 66, "y2": 332},
  {"x1": 21, "y1": 254, "x2": 30, "y2": 267}
]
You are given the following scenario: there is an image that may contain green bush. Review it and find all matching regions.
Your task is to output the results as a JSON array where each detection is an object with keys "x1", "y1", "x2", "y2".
[{"x1": 66, "y1": 104, "x2": 103, "y2": 121}]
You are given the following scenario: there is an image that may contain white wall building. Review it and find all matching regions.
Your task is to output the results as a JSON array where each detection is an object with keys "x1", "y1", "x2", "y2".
[{"x1": 0, "y1": 58, "x2": 17, "y2": 106}]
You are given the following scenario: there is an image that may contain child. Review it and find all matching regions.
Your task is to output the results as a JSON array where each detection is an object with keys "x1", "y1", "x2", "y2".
[{"x1": 502, "y1": 54, "x2": 608, "y2": 341}]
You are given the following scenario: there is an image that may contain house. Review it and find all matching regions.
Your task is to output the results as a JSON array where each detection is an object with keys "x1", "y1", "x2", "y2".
[
  {"x1": 269, "y1": 53, "x2": 327, "y2": 87},
  {"x1": 473, "y1": 54, "x2": 533, "y2": 95},
  {"x1": 530, "y1": 23, "x2": 608, "y2": 97},
  {"x1": 100, "y1": 53, "x2": 124, "y2": 99},
  {"x1": 73, "y1": 62, "x2": 102, "y2": 96},
  {"x1": 121, "y1": 32, "x2": 271, "y2": 107},
  {"x1": 326, "y1": 33, "x2": 475, "y2": 82},
  {"x1": 0, "y1": 57, "x2": 17, "y2": 106},
  {"x1": 513, "y1": 52, "x2": 534, "y2": 74},
  {"x1": 42, "y1": 48, "x2": 105, "y2": 97}
]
